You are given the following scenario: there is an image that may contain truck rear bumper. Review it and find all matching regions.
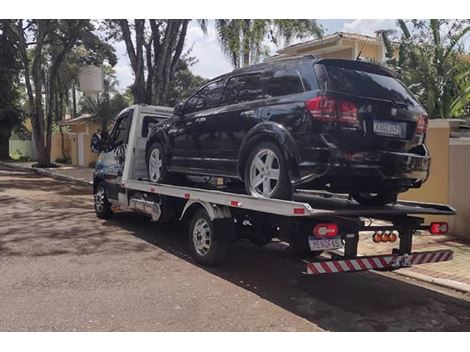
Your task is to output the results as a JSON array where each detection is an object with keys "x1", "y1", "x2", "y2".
[{"x1": 304, "y1": 249, "x2": 453, "y2": 275}]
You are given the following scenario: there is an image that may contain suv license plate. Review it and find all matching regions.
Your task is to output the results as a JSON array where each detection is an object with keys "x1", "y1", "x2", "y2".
[
  {"x1": 308, "y1": 237, "x2": 343, "y2": 251},
  {"x1": 373, "y1": 120, "x2": 406, "y2": 138}
]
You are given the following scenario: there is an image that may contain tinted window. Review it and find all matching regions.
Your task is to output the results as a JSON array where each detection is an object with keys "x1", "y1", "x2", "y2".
[
  {"x1": 184, "y1": 80, "x2": 224, "y2": 113},
  {"x1": 221, "y1": 73, "x2": 264, "y2": 105},
  {"x1": 316, "y1": 63, "x2": 420, "y2": 107},
  {"x1": 265, "y1": 69, "x2": 306, "y2": 97},
  {"x1": 142, "y1": 116, "x2": 165, "y2": 137}
]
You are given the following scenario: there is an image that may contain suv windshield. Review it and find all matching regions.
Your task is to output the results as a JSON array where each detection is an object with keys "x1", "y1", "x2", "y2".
[{"x1": 315, "y1": 62, "x2": 420, "y2": 107}]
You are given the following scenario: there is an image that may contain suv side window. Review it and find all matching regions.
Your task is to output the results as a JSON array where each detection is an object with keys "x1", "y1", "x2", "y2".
[
  {"x1": 184, "y1": 80, "x2": 224, "y2": 114},
  {"x1": 265, "y1": 69, "x2": 306, "y2": 97},
  {"x1": 221, "y1": 73, "x2": 263, "y2": 105}
]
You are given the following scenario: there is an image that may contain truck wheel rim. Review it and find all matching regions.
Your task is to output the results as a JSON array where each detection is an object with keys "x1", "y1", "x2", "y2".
[
  {"x1": 249, "y1": 149, "x2": 280, "y2": 197},
  {"x1": 193, "y1": 218, "x2": 211, "y2": 256},
  {"x1": 95, "y1": 187, "x2": 105, "y2": 212},
  {"x1": 149, "y1": 148, "x2": 162, "y2": 182}
]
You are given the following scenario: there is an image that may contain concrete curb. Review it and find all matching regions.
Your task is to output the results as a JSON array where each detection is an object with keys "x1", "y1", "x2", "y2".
[
  {"x1": 0, "y1": 161, "x2": 92, "y2": 187},
  {"x1": 394, "y1": 269, "x2": 470, "y2": 294}
]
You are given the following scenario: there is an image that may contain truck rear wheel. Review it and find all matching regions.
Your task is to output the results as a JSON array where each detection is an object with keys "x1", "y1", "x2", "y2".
[
  {"x1": 94, "y1": 182, "x2": 112, "y2": 219},
  {"x1": 188, "y1": 208, "x2": 228, "y2": 266}
]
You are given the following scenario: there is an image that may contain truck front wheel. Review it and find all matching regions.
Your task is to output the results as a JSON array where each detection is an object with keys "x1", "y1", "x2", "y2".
[
  {"x1": 94, "y1": 182, "x2": 112, "y2": 219},
  {"x1": 188, "y1": 208, "x2": 228, "y2": 266}
]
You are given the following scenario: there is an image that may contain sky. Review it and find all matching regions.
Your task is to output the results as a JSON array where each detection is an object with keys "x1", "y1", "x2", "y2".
[{"x1": 113, "y1": 19, "x2": 402, "y2": 91}]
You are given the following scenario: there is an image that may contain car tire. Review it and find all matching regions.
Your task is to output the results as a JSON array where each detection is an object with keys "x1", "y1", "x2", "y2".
[
  {"x1": 351, "y1": 191, "x2": 398, "y2": 206},
  {"x1": 147, "y1": 142, "x2": 169, "y2": 184},
  {"x1": 188, "y1": 208, "x2": 228, "y2": 266},
  {"x1": 94, "y1": 182, "x2": 112, "y2": 219},
  {"x1": 244, "y1": 141, "x2": 292, "y2": 200}
]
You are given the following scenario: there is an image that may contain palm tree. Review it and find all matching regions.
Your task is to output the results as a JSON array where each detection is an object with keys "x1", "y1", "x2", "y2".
[
  {"x1": 215, "y1": 20, "x2": 323, "y2": 68},
  {"x1": 381, "y1": 19, "x2": 470, "y2": 118}
]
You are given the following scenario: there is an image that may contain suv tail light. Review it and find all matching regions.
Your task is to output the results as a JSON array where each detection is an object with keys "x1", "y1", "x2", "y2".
[
  {"x1": 430, "y1": 222, "x2": 449, "y2": 235},
  {"x1": 305, "y1": 96, "x2": 359, "y2": 126},
  {"x1": 313, "y1": 223, "x2": 338, "y2": 238},
  {"x1": 416, "y1": 114, "x2": 428, "y2": 135}
]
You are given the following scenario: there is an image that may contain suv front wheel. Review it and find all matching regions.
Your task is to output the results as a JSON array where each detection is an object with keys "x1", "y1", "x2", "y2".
[{"x1": 244, "y1": 141, "x2": 292, "y2": 200}]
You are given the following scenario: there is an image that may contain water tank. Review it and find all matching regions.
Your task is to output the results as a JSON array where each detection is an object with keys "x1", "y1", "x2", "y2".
[{"x1": 79, "y1": 65, "x2": 103, "y2": 96}]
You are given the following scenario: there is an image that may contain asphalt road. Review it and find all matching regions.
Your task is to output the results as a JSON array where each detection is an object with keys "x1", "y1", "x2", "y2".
[{"x1": 1, "y1": 165, "x2": 470, "y2": 331}]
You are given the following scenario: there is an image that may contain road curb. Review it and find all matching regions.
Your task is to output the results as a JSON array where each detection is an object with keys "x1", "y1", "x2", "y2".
[
  {"x1": 394, "y1": 269, "x2": 470, "y2": 294},
  {"x1": 0, "y1": 161, "x2": 92, "y2": 187}
]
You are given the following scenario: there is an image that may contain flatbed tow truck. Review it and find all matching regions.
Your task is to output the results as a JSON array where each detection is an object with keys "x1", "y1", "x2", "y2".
[{"x1": 92, "y1": 105, "x2": 457, "y2": 275}]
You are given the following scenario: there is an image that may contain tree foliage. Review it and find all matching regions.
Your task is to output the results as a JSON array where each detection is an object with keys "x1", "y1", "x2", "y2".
[
  {"x1": 215, "y1": 19, "x2": 323, "y2": 68},
  {"x1": 382, "y1": 19, "x2": 470, "y2": 118},
  {"x1": 0, "y1": 21, "x2": 23, "y2": 159},
  {"x1": 6, "y1": 19, "x2": 116, "y2": 166}
]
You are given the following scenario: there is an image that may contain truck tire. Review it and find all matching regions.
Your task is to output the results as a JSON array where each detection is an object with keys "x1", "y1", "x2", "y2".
[
  {"x1": 188, "y1": 208, "x2": 228, "y2": 266},
  {"x1": 94, "y1": 181, "x2": 112, "y2": 219}
]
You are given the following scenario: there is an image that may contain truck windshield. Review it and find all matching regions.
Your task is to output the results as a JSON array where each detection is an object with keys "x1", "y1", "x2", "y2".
[{"x1": 315, "y1": 63, "x2": 421, "y2": 107}]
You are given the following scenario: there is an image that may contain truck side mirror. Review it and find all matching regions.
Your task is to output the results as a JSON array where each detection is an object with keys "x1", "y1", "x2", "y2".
[{"x1": 91, "y1": 133, "x2": 103, "y2": 153}]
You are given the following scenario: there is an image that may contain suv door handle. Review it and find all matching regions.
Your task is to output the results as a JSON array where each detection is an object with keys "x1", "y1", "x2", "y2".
[
  {"x1": 195, "y1": 117, "x2": 206, "y2": 123},
  {"x1": 240, "y1": 110, "x2": 255, "y2": 118}
]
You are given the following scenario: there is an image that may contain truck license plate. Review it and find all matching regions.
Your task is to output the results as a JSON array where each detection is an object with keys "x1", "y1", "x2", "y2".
[
  {"x1": 308, "y1": 237, "x2": 343, "y2": 251},
  {"x1": 373, "y1": 120, "x2": 406, "y2": 138}
]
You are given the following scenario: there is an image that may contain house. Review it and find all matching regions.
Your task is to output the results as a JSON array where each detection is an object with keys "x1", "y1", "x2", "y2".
[
  {"x1": 271, "y1": 31, "x2": 397, "y2": 64},
  {"x1": 55, "y1": 114, "x2": 101, "y2": 167}
]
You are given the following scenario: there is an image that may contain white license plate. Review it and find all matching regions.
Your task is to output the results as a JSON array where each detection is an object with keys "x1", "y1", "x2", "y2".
[
  {"x1": 308, "y1": 237, "x2": 343, "y2": 251},
  {"x1": 373, "y1": 120, "x2": 406, "y2": 138}
]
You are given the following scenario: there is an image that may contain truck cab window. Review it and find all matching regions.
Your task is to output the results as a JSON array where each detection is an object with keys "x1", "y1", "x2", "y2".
[{"x1": 109, "y1": 110, "x2": 133, "y2": 148}]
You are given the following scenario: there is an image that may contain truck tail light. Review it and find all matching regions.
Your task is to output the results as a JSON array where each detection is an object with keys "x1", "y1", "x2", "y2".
[
  {"x1": 430, "y1": 222, "x2": 448, "y2": 235},
  {"x1": 313, "y1": 223, "x2": 338, "y2": 238},
  {"x1": 416, "y1": 114, "x2": 428, "y2": 135},
  {"x1": 305, "y1": 96, "x2": 359, "y2": 125}
]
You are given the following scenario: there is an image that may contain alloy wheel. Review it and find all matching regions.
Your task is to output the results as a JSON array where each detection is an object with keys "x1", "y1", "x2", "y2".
[
  {"x1": 192, "y1": 218, "x2": 212, "y2": 256},
  {"x1": 249, "y1": 148, "x2": 281, "y2": 197},
  {"x1": 148, "y1": 148, "x2": 162, "y2": 182}
]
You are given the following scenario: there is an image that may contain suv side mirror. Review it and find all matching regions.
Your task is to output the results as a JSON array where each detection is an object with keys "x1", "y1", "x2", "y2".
[
  {"x1": 91, "y1": 133, "x2": 103, "y2": 153},
  {"x1": 174, "y1": 102, "x2": 184, "y2": 117}
]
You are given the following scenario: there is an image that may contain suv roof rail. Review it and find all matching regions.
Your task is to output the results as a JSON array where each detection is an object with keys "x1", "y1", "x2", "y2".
[{"x1": 263, "y1": 53, "x2": 321, "y2": 63}]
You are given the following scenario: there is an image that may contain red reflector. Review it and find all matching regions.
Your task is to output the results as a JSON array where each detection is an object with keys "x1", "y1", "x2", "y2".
[
  {"x1": 293, "y1": 208, "x2": 305, "y2": 215},
  {"x1": 430, "y1": 222, "x2": 448, "y2": 235},
  {"x1": 230, "y1": 200, "x2": 240, "y2": 207},
  {"x1": 184, "y1": 193, "x2": 190, "y2": 199},
  {"x1": 150, "y1": 187, "x2": 155, "y2": 193},
  {"x1": 313, "y1": 223, "x2": 338, "y2": 238},
  {"x1": 416, "y1": 114, "x2": 428, "y2": 135}
]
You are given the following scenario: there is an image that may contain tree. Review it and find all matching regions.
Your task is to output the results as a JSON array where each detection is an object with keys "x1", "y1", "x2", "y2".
[
  {"x1": 8, "y1": 19, "x2": 116, "y2": 166},
  {"x1": 0, "y1": 21, "x2": 23, "y2": 160},
  {"x1": 105, "y1": 19, "x2": 206, "y2": 105},
  {"x1": 381, "y1": 19, "x2": 470, "y2": 118},
  {"x1": 215, "y1": 19, "x2": 323, "y2": 68},
  {"x1": 79, "y1": 67, "x2": 130, "y2": 130}
]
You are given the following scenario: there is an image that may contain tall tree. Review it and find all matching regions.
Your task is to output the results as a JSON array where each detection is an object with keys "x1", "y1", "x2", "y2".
[
  {"x1": 381, "y1": 19, "x2": 470, "y2": 118},
  {"x1": 215, "y1": 19, "x2": 323, "y2": 68},
  {"x1": 0, "y1": 20, "x2": 23, "y2": 160},
  {"x1": 8, "y1": 19, "x2": 116, "y2": 166}
]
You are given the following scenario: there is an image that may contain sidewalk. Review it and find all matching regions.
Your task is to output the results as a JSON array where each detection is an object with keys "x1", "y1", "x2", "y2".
[
  {"x1": 1, "y1": 160, "x2": 469, "y2": 293},
  {"x1": 0, "y1": 160, "x2": 93, "y2": 186}
]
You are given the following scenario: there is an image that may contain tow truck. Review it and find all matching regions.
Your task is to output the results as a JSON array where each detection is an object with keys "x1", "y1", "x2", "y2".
[{"x1": 91, "y1": 104, "x2": 457, "y2": 275}]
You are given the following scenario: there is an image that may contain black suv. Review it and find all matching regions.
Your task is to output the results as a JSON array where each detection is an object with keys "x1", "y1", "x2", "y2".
[{"x1": 146, "y1": 56, "x2": 430, "y2": 205}]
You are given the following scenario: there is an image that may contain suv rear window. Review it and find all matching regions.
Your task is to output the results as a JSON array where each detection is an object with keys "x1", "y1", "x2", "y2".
[{"x1": 315, "y1": 63, "x2": 420, "y2": 107}]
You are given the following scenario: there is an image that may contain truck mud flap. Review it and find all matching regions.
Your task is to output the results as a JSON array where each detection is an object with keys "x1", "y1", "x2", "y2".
[{"x1": 304, "y1": 249, "x2": 453, "y2": 275}]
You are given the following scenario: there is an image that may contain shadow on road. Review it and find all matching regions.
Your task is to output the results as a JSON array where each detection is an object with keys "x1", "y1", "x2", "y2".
[{"x1": 106, "y1": 212, "x2": 470, "y2": 332}]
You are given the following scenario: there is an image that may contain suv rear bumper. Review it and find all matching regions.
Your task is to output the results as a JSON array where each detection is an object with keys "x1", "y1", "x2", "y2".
[{"x1": 295, "y1": 148, "x2": 430, "y2": 192}]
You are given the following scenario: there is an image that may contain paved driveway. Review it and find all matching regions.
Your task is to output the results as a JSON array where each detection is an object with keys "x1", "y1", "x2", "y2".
[{"x1": 1, "y1": 166, "x2": 470, "y2": 331}]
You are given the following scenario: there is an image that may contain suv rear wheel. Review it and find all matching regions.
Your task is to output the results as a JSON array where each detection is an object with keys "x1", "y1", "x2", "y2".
[
  {"x1": 244, "y1": 141, "x2": 292, "y2": 200},
  {"x1": 351, "y1": 191, "x2": 398, "y2": 206}
]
